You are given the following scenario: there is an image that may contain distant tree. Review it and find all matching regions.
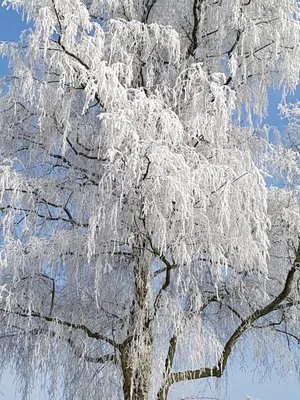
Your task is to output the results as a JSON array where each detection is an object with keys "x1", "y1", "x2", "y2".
[{"x1": 0, "y1": 0, "x2": 300, "y2": 399}]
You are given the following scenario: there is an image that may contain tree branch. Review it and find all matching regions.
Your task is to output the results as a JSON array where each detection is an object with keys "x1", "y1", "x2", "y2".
[
  {"x1": 150, "y1": 245, "x2": 176, "y2": 315},
  {"x1": 157, "y1": 335, "x2": 177, "y2": 400},
  {"x1": 164, "y1": 251, "x2": 299, "y2": 390},
  {"x1": 30, "y1": 328, "x2": 114, "y2": 364},
  {"x1": 142, "y1": 0, "x2": 158, "y2": 23},
  {"x1": 0, "y1": 307, "x2": 120, "y2": 349},
  {"x1": 187, "y1": 0, "x2": 204, "y2": 57},
  {"x1": 16, "y1": 274, "x2": 56, "y2": 317},
  {"x1": 51, "y1": 0, "x2": 105, "y2": 109}
]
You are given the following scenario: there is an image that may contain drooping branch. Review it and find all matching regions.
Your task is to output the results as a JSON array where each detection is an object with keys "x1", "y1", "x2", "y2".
[
  {"x1": 28, "y1": 328, "x2": 115, "y2": 364},
  {"x1": 51, "y1": 0, "x2": 106, "y2": 110},
  {"x1": 16, "y1": 274, "x2": 56, "y2": 317},
  {"x1": 0, "y1": 307, "x2": 120, "y2": 349},
  {"x1": 161, "y1": 251, "x2": 300, "y2": 393},
  {"x1": 65, "y1": 136, "x2": 106, "y2": 162},
  {"x1": 274, "y1": 329, "x2": 300, "y2": 344},
  {"x1": 2, "y1": 185, "x2": 90, "y2": 227},
  {"x1": 224, "y1": 40, "x2": 275, "y2": 86},
  {"x1": 49, "y1": 152, "x2": 100, "y2": 185}
]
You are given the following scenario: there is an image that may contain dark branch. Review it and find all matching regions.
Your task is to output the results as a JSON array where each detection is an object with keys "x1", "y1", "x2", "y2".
[
  {"x1": 29, "y1": 328, "x2": 114, "y2": 364},
  {"x1": 165, "y1": 250, "x2": 300, "y2": 389},
  {"x1": 157, "y1": 335, "x2": 177, "y2": 400},
  {"x1": 0, "y1": 307, "x2": 120, "y2": 349},
  {"x1": 187, "y1": 0, "x2": 203, "y2": 57}
]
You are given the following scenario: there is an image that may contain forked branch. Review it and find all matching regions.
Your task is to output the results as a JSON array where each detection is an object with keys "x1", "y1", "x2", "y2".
[{"x1": 157, "y1": 250, "x2": 300, "y2": 397}]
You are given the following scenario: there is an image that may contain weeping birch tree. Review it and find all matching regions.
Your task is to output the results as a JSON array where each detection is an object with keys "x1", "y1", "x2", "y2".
[{"x1": 0, "y1": 0, "x2": 300, "y2": 399}]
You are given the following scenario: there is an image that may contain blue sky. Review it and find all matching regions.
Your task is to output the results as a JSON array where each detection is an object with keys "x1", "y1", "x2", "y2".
[{"x1": 0, "y1": 3, "x2": 300, "y2": 400}]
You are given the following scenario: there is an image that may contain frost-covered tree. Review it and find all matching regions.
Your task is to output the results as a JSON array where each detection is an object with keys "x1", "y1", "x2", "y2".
[{"x1": 0, "y1": 0, "x2": 300, "y2": 399}]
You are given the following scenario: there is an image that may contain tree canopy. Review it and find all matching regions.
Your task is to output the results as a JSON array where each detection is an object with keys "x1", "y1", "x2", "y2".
[{"x1": 0, "y1": 0, "x2": 300, "y2": 399}]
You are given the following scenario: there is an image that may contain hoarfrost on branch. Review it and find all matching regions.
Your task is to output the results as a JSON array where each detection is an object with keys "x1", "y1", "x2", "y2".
[{"x1": 0, "y1": 0, "x2": 300, "y2": 399}]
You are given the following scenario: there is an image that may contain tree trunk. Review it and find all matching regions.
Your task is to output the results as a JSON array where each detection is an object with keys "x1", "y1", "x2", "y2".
[
  {"x1": 121, "y1": 330, "x2": 153, "y2": 399},
  {"x1": 122, "y1": 252, "x2": 153, "y2": 400}
]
